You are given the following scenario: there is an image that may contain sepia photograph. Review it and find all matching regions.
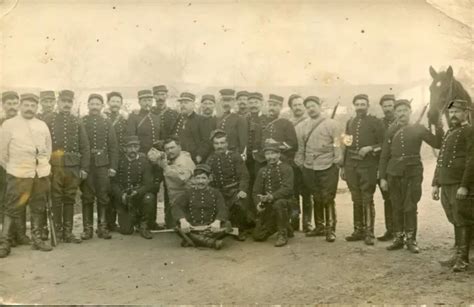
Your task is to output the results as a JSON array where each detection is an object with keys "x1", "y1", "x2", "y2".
[{"x1": 0, "y1": 0, "x2": 473, "y2": 305}]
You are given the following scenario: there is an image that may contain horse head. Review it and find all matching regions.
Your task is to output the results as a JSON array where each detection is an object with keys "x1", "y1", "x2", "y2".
[{"x1": 428, "y1": 66, "x2": 455, "y2": 126}]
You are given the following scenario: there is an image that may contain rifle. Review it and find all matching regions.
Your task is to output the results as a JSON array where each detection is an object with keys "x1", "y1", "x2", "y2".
[
  {"x1": 151, "y1": 225, "x2": 240, "y2": 237},
  {"x1": 46, "y1": 190, "x2": 57, "y2": 247},
  {"x1": 331, "y1": 102, "x2": 340, "y2": 119},
  {"x1": 416, "y1": 102, "x2": 429, "y2": 125}
]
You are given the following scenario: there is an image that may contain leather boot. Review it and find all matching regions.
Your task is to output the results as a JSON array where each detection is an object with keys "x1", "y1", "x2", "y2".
[
  {"x1": 313, "y1": 199, "x2": 325, "y2": 235},
  {"x1": 406, "y1": 231, "x2": 420, "y2": 253},
  {"x1": 325, "y1": 204, "x2": 336, "y2": 242},
  {"x1": 387, "y1": 232, "x2": 405, "y2": 251},
  {"x1": 439, "y1": 226, "x2": 459, "y2": 267},
  {"x1": 139, "y1": 221, "x2": 153, "y2": 239},
  {"x1": 52, "y1": 205, "x2": 63, "y2": 242},
  {"x1": 377, "y1": 231, "x2": 394, "y2": 242},
  {"x1": 80, "y1": 203, "x2": 94, "y2": 240},
  {"x1": 188, "y1": 233, "x2": 223, "y2": 249},
  {"x1": 30, "y1": 213, "x2": 53, "y2": 252},
  {"x1": 453, "y1": 227, "x2": 470, "y2": 272},
  {"x1": 274, "y1": 201, "x2": 290, "y2": 243},
  {"x1": 40, "y1": 211, "x2": 49, "y2": 241},
  {"x1": 302, "y1": 205, "x2": 313, "y2": 233},
  {"x1": 0, "y1": 215, "x2": 13, "y2": 258},
  {"x1": 97, "y1": 205, "x2": 112, "y2": 239},
  {"x1": 275, "y1": 229, "x2": 288, "y2": 247},
  {"x1": 364, "y1": 203, "x2": 375, "y2": 246},
  {"x1": 62, "y1": 204, "x2": 81, "y2": 243},
  {"x1": 14, "y1": 208, "x2": 31, "y2": 245},
  {"x1": 346, "y1": 202, "x2": 364, "y2": 241}
]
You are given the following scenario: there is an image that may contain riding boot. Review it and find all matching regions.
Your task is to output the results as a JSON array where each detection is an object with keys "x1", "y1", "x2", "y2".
[
  {"x1": 62, "y1": 204, "x2": 81, "y2": 244},
  {"x1": 30, "y1": 213, "x2": 53, "y2": 252},
  {"x1": 439, "y1": 226, "x2": 459, "y2": 267},
  {"x1": 302, "y1": 199, "x2": 313, "y2": 233},
  {"x1": 139, "y1": 221, "x2": 153, "y2": 240},
  {"x1": 52, "y1": 205, "x2": 63, "y2": 242},
  {"x1": 40, "y1": 210, "x2": 49, "y2": 241},
  {"x1": 275, "y1": 229, "x2": 288, "y2": 247},
  {"x1": 387, "y1": 232, "x2": 405, "y2": 251},
  {"x1": 80, "y1": 202, "x2": 94, "y2": 240},
  {"x1": 188, "y1": 233, "x2": 222, "y2": 250},
  {"x1": 364, "y1": 203, "x2": 375, "y2": 246},
  {"x1": 325, "y1": 204, "x2": 336, "y2": 242},
  {"x1": 0, "y1": 215, "x2": 13, "y2": 258},
  {"x1": 346, "y1": 202, "x2": 364, "y2": 241},
  {"x1": 406, "y1": 231, "x2": 420, "y2": 253},
  {"x1": 106, "y1": 203, "x2": 118, "y2": 232},
  {"x1": 453, "y1": 227, "x2": 470, "y2": 272},
  {"x1": 313, "y1": 200, "x2": 325, "y2": 234},
  {"x1": 97, "y1": 205, "x2": 111, "y2": 239},
  {"x1": 15, "y1": 207, "x2": 31, "y2": 245}
]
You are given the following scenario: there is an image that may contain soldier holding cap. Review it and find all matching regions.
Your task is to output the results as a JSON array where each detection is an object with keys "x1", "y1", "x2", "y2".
[
  {"x1": 216, "y1": 89, "x2": 248, "y2": 155},
  {"x1": 79, "y1": 94, "x2": 119, "y2": 240},
  {"x1": 172, "y1": 164, "x2": 228, "y2": 249},
  {"x1": 111, "y1": 136, "x2": 155, "y2": 239},
  {"x1": 432, "y1": 99, "x2": 473, "y2": 271},
  {"x1": 0, "y1": 93, "x2": 53, "y2": 257},
  {"x1": 379, "y1": 99, "x2": 444, "y2": 253},
  {"x1": 151, "y1": 85, "x2": 179, "y2": 141},
  {"x1": 37, "y1": 91, "x2": 56, "y2": 121},
  {"x1": 295, "y1": 96, "x2": 343, "y2": 242},
  {"x1": 43, "y1": 90, "x2": 90, "y2": 244},
  {"x1": 206, "y1": 129, "x2": 251, "y2": 241},
  {"x1": 342, "y1": 94, "x2": 385, "y2": 246},
  {"x1": 253, "y1": 139, "x2": 294, "y2": 247}
]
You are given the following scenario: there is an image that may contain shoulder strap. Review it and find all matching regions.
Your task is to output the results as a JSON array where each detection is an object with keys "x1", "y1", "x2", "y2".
[{"x1": 304, "y1": 117, "x2": 326, "y2": 147}]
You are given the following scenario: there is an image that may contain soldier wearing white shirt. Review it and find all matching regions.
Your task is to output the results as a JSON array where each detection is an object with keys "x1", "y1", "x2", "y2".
[{"x1": 0, "y1": 93, "x2": 53, "y2": 258}]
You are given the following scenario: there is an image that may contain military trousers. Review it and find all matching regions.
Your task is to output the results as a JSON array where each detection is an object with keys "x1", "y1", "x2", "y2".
[
  {"x1": 441, "y1": 184, "x2": 473, "y2": 227},
  {"x1": 253, "y1": 199, "x2": 290, "y2": 241},
  {"x1": 378, "y1": 180, "x2": 393, "y2": 234},
  {"x1": 293, "y1": 165, "x2": 312, "y2": 230},
  {"x1": 3, "y1": 174, "x2": 49, "y2": 218},
  {"x1": 220, "y1": 187, "x2": 252, "y2": 230}
]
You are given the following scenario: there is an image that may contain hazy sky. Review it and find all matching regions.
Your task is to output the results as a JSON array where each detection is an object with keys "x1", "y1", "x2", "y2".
[{"x1": 0, "y1": 0, "x2": 471, "y2": 90}]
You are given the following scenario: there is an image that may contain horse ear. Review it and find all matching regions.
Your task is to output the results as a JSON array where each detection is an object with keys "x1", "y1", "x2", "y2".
[
  {"x1": 447, "y1": 66, "x2": 454, "y2": 78},
  {"x1": 429, "y1": 66, "x2": 437, "y2": 78}
]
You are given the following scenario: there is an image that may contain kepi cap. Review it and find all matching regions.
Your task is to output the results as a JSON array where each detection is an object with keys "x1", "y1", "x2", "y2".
[
  {"x1": 303, "y1": 96, "x2": 321, "y2": 106},
  {"x1": 209, "y1": 129, "x2": 226, "y2": 141},
  {"x1": 236, "y1": 91, "x2": 249, "y2": 99},
  {"x1": 194, "y1": 164, "x2": 212, "y2": 175},
  {"x1": 138, "y1": 89, "x2": 153, "y2": 99},
  {"x1": 58, "y1": 90, "x2": 74, "y2": 101},
  {"x1": 20, "y1": 93, "x2": 39, "y2": 103},
  {"x1": 448, "y1": 99, "x2": 471, "y2": 111},
  {"x1": 268, "y1": 94, "x2": 284, "y2": 105},
  {"x1": 353, "y1": 94, "x2": 369, "y2": 104},
  {"x1": 379, "y1": 94, "x2": 395, "y2": 105},
  {"x1": 248, "y1": 92, "x2": 263, "y2": 101},
  {"x1": 219, "y1": 89, "x2": 235, "y2": 100},
  {"x1": 88, "y1": 93, "x2": 104, "y2": 103},
  {"x1": 107, "y1": 91, "x2": 123, "y2": 101},
  {"x1": 2, "y1": 91, "x2": 19, "y2": 102},
  {"x1": 152, "y1": 85, "x2": 168, "y2": 94},
  {"x1": 123, "y1": 135, "x2": 140, "y2": 146},
  {"x1": 263, "y1": 138, "x2": 282, "y2": 153},
  {"x1": 201, "y1": 94, "x2": 216, "y2": 103},
  {"x1": 394, "y1": 99, "x2": 411, "y2": 109},
  {"x1": 177, "y1": 92, "x2": 196, "y2": 102},
  {"x1": 39, "y1": 91, "x2": 55, "y2": 100}
]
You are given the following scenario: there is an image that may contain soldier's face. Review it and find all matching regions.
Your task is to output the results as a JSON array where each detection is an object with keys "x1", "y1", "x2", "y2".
[
  {"x1": 139, "y1": 97, "x2": 153, "y2": 111},
  {"x1": 108, "y1": 96, "x2": 123, "y2": 113},
  {"x1": 291, "y1": 97, "x2": 305, "y2": 117},
  {"x1": 448, "y1": 107, "x2": 467, "y2": 126},
  {"x1": 154, "y1": 92, "x2": 167, "y2": 107},
  {"x1": 213, "y1": 136, "x2": 228, "y2": 154},
  {"x1": 306, "y1": 100, "x2": 321, "y2": 118},
  {"x1": 2, "y1": 98, "x2": 19, "y2": 118},
  {"x1": 201, "y1": 99, "x2": 215, "y2": 116},
  {"x1": 124, "y1": 144, "x2": 140, "y2": 159},
  {"x1": 88, "y1": 98, "x2": 104, "y2": 115},
  {"x1": 221, "y1": 98, "x2": 234, "y2": 112},
  {"x1": 180, "y1": 100, "x2": 195, "y2": 115},
  {"x1": 395, "y1": 105, "x2": 411, "y2": 124},
  {"x1": 194, "y1": 173, "x2": 210, "y2": 189},
  {"x1": 237, "y1": 96, "x2": 248, "y2": 112},
  {"x1": 40, "y1": 98, "x2": 55, "y2": 113},
  {"x1": 57, "y1": 98, "x2": 74, "y2": 114},
  {"x1": 354, "y1": 99, "x2": 369, "y2": 116},
  {"x1": 248, "y1": 98, "x2": 261, "y2": 114},
  {"x1": 164, "y1": 141, "x2": 181, "y2": 160},
  {"x1": 264, "y1": 150, "x2": 280, "y2": 165},
  {"x1": 20, "y1": 100, "x2": 38, "y2": 119},
  {"x1": 268, "y1": 101, "x2": 282, "y2": 118},
  {"x1": 381, "y1": 100, "x2": 395, "y2": 117}
]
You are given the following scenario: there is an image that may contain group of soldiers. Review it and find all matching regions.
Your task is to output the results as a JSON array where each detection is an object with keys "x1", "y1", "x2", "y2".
[{"x1": 0, "y1": 86, "x2": 472, "y2": 272}]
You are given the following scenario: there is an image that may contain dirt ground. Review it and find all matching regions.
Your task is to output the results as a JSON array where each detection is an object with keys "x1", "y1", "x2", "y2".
[{"x1": 0, "y1": 157, "x2": 473, "y2": 305}]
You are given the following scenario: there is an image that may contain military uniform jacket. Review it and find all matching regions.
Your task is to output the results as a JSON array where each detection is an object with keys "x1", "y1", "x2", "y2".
[
  {"x1": 252, "y1": 161, "x2": 294, "y2": 205},
  {"x1": 152, "y1": 106, "x2": 179, "y2": 141},
  {"x1": 44, "y1": 112, "x2": 90, "y2": 171},
  {"x1": 344, "y1": 114, "x2": 385, "y2": 166},
  {"x1": 172, "y1": 112, "x2": 206, "y2": 161},
  {"x1": 106, "y1": 111, "x2": 128, "y2": 148},
  {"x1": 432, "y1": 123, "x2": 473, "y2": 187},
  {"x1": 382, "y1": 116, "x2": 395, "y2": 130},
  {"x1": 247, "y1": 113, "x2": 268, "y2": 156},
  {"x1": 206, "y1": 150, "x2": 250, "y2": 192},
  {"x1": 172, "y1": 187, "x2": 228, "y2": 226},
  {"x1": 36, "y1": 111, "x2": 54, "y2": 122},
  {"x1": 217, "y1": 112, "x2": 248, "y2": 154},
  {"x1": 379, "y1": 123, "x2": 444, "y2": 178},
  {"x1": 199, "y1": 115, "x2": 217, "y2": 161},
  {"x1": 82, "y1": 114, "x2": 119, "y2": 170},
  {"x1": 113, "y1": 153, "x2": 154, "y2": 198},
  {"x1": 127, "y1": 109, "x2": 161, "y2": 153},
  {"x1": 254, "y1": 117, "x2": 298, "y2": 163}
]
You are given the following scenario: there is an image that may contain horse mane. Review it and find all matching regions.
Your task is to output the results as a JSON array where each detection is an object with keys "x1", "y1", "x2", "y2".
[{"x1": 451, "y1": 78, "x2": 472, "y2": 104}]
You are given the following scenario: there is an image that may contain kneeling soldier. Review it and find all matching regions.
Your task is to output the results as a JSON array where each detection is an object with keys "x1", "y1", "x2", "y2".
[
  {"x1": 253, "y1": 139, "x2": 294, "y2": 247},
  {"x1": 111, "y1": 136, "x2": 154, "y2": 239},
  {"x1": 172, "y1": 164, "x2": 229, "y2": 249},
  {"x1": 206, "y1": 129, "x2": 251, "y2": 241}
]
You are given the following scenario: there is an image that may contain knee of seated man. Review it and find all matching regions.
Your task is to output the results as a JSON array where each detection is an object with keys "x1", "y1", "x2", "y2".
[{"x1": 272, "y1": 199, "x2": 287, "y2": 210}]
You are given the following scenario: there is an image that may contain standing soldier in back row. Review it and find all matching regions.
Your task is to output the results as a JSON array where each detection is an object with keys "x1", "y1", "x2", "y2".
[
  {"x1": 44, "y1": 90, "x2": 90, "y2": 244},
  {"x1": 217, "y1": 89, "x2": 248, "y2": 155},
  {"x1": 151, "y1": 85, "x2": 179, "y2": 141},
  {"x1": 80, "y1": 94, "x2": 119, "y2": 240}
]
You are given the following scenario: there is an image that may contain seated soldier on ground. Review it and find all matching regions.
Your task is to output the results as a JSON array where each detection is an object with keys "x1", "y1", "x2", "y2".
[
  {"x1": 253, "y1": 139, "x2": 294, "y2": 247},
  {"x1": 172, "y1": 164, "x2": 229, "y2": 250},
  {"x1": 110, "y1": 136, "x2": 155, "y2": 239}
]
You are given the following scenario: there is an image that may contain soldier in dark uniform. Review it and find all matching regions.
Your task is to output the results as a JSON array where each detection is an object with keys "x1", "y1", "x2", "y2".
[
  {"x1": 206, "y1": 129, "x2": 250, "y2": 241},
  {"x1": 0, "y1": 91, "x2": 31, "y2": 247},
  {"x1": 44, "y1": 90, "x2": 90, "y2": 243},
  {"x1": 37, "y1": 90, "x2": 56, "y2": 121},
  {"x1": 236, "y1": 90, "x2": 249, "y2": 117},
  {"x1": 80, "y1": 94, "x2": 119, "y2": 240},
  {"x1": 151, "y1": 85, "x2": 179, "y2": 141},
  {"x1": 253, "y1": 140, "x2": 294, "y2": 247},
  {"x1": 432, "y1": 99, "x2": 473, "y2": 271},
  {"x1": 172, "y1": 92, "x2": 207, "y2": 163},
  {"x1": 104, "y1": 91, "x2": 128, "y2": 231},
  {"x1": 246, "y1": 92, "x2": 267, "y2": 190},
  {"x1": 216, "y1": 89, "x2": 248, "y2": 155},
  {"x1": 172, "y1": 164, "x2": 229, "y2": 250},
  {"x1": 377, "y1": 94, "x2": 396, "y2": 241},
  {"x1": 199, "y1": 94, "x2": 218, "y2": 161},
  {"x1": 111, "y1": 136, "x2": 154, "y2": 239},
  {"x1": 379, "y1": 99, "x2": 444, "y2": 253},
  {"x1": 343, "y1": 94, "x2": 385, "y2": 246}
]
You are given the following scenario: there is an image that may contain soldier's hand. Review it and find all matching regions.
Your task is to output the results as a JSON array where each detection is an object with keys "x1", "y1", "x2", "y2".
[
  {"x1": 80, "y1": 170, "x2": 88, "y2": 180},
  {"x1": 431, "y1": 186, "x2": 440, "y2": 200},
  {"x1": 180, "y1": 219, "x2": 192, "y2": 233},
  {"x1": 380, "y1": 179, "x2": 389, "y2": 192},
  {"x1": 456, "y1": 187, "x2": 468, "y2": 200},
  {"x1": 108, "y1": 169, "x2": 117, "y2": 177},
  {"x1": 256, "y1": 202, "x2": 265, "y2": 212},
  {"x1": 358, "y1": 146, "x2": 373, "y2": 158},
  {"x1": 196, "y1": 155, "x2": 202, "y2": 163},
  {"x1": 266, "y1": 194, "x2": 273, "y2": 202},
  {"x1": 210, "y1": 220, "x2": 221, "y2": 233},
  {"x1": 340, "y1": 168, "x2": 346, "y2": 181},
  {"x1": 237, "y1": 191, "x2": 247, "y2": 199}
]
